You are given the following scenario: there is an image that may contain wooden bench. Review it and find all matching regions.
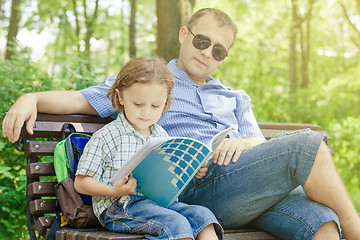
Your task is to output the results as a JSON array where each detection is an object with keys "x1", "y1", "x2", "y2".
[{"x1": 10, "y1": 113, "x2": 327, "y2": 240}]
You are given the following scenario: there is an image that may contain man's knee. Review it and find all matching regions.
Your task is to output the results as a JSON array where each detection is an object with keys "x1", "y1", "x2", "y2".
[{"x1": 313, "y1": 221, "x2": 340, "y2": 240}]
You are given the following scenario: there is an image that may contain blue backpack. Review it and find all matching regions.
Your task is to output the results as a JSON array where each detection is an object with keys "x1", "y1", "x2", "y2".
[{"x1": 53, "y1": 123, "x2": 92, "y2": 204}]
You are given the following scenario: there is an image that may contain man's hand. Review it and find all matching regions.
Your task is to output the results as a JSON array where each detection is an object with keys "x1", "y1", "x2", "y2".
[
  {"x1": 195, "y1": 161, "x2": 209, "y2": 179},
  {"x1": 212, "y1": 137, "x2": 266, "y2": 166},
  {"x1": 2, "y1": 94, "x2": 38, "y2": 143},
  {"x1": 2, "y1": 91, "x2": 98, "y2": 143}
]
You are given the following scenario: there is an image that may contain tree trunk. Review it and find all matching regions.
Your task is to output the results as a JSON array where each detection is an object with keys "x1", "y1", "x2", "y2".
[
  {"x1": 72, "y1": 0, "x2": 81, "y2": 52},
  {"x1": 289, "y1": 0, "x2": 298, "y2": 94},
  {"x1": 83, "y1": 0, "x2": 99, "y2": 68},
  {"x1": 156, "y1": 0, "x2": 195, "y2": 62},
  {"x1": 129, "y1": 0, "x2": 137, "y2": 58},
  {"x1": 340, "y1": 2, "x2": 360, "y2": 51},
  {"x1": 0, "y1": 0, "x2": 4, "y2": 18},
  {"x1": 5, "y1": 0, "x2": 21, "y2": 60},
  {"x1": 300, "y1": 1, "x2": 313, "y2": 89}
]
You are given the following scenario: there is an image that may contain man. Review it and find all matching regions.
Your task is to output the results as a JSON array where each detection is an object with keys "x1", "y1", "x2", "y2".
[{"x1": 3, "y1": 8, "x2": 360, "y2": 240}]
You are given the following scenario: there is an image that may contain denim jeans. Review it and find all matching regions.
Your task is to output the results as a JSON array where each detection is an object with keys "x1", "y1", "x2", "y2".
[
  {"x1": 104, "y1": 195, "x2": 223, "y2": 240},
  {"x1": 179, "y1": 129, "x2": 341, "y2": 240}
]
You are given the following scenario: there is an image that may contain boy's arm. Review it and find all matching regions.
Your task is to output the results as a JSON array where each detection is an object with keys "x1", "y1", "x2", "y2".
[
  {"x1": 2, "y1": 91, "x2": 97, "y2": 143},
  {"x1": 74, "y1": 174, "x2": 137, "y2": 198}
]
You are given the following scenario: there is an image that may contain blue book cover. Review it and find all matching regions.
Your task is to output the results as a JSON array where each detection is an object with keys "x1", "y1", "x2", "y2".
[{"x1": 111, "y1": 127, "x2": 232, "y2": 208}]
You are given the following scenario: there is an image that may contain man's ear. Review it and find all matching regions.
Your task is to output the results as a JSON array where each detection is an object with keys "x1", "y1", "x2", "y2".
[
  {"x1": 115, "y1": 89, "x2": 123, "y2": 105},
  {"x1": 178, "y1": 26, "x2": 188, "y2": 44}
]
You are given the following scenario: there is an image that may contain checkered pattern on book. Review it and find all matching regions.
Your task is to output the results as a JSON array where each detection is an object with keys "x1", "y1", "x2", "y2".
[{"x1": 157, "y1": 138, "x2": 210, "y2": 189}]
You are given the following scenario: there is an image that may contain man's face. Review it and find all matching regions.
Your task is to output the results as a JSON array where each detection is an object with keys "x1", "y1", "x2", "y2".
[{"x1": 177, "y1": 14, "x2": 234, "y2": 84}]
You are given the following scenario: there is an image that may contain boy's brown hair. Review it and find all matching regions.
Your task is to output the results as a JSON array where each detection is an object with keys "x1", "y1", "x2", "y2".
[{"x1": 107, "y1": 56, "x2": 174, "y2": 112}]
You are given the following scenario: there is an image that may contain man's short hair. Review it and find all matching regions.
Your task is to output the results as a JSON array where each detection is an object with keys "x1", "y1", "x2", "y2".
[{"x1": 187, "y1": 8, "x2": 238, "y2": 47}]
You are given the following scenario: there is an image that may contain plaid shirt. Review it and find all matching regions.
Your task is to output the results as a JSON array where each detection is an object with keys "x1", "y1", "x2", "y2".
[{"x1": 76, "y1": 111, "x2": 168, "y2": 220}]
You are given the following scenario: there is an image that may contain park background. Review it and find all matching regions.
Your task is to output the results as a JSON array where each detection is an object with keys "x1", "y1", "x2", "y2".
[{"x1": 0, "y1": 0, "x2": 359, "y2": 239}]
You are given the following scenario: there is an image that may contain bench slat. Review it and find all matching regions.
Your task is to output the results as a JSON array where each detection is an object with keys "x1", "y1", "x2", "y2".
[
  {"x1": 35, "y1": 113, "x2": 113, "y2": 124},
  {"x1": 25, "y1": 141, "x2": 58, "y2": 157},
  {"x1": 258, "y1": 122, "x2": 321, "y2": 131},
  {"x1": 30, "y1": 199, "x2": 56, "y2": 215},
  {"x1": 54, "y1": 228, "x2": 280, "y2": 240},
  {"x1": 35, "y1": 216, "x2": 55, "y2": 236},
  {"x1": 26, "y1": 121, "x2": 108, "y2": 138},
  {"x1": 27, "y1": 182, "x2": 56, "y2": 198},
  {"x1": 26, "y1": 162, "x2": 55, "y2": 177}
]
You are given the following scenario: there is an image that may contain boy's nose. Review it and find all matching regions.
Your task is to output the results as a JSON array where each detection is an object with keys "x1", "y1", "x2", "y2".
[{"x1": 143, "y1": 106, "x2": 152, "y2": 116}]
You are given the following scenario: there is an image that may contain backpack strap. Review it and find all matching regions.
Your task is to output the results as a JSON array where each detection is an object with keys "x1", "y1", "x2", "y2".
[
  {"x1": 61, "y1": 123, "x2": 76, "y2": 140},
  {"x1": 46, "y1": 207, "x2": 61, "y2": 240},
  {"x1": 46, "y1": 182, "x2": 63, "y2": 240}
]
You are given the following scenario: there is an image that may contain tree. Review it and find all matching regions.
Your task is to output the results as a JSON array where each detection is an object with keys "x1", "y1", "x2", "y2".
[
  {"x1": 129, "y1": 0, "x2": 137, "y2": 57},
  {"x1": 299, "y1": 0, "x2": 314, "y2": 89},
  {"x1": 5, "y1": 0, "x2": 21, "y2": 60},
  {"x1": 156, "y1": 0, "x2": 195, "y2": 62},
  {"x1": 83, "y1": 0, "x2": 99, "y2": 67},
  {"x1": 339, "y1": 1, "x2": 360, "y2": 50},
  {"x1": 289, "y1": 0, "x2": 299, "y2": 94}
]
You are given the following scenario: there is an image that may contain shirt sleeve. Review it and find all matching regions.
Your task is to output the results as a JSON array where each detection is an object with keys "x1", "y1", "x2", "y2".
[
  {"x1": 233, "y1": 91, "x2": 264, "y2": 138},
  {"x1": 79, "y1": 75, "x2": 118, "y2": 118}
]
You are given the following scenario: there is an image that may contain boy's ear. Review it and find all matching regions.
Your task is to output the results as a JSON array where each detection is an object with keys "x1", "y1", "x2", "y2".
[{"x1": 115, "y1": 89, "x2": 124, "y2": 105}]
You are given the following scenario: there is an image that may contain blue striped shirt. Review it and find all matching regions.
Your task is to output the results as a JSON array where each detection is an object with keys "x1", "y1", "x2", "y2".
[{"x1": 80, "y1": 59, "x2": 263, "y2": 145}]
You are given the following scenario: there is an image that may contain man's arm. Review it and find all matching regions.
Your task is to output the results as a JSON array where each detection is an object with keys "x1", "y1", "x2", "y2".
[
  {"x1": 2, "y1": 91, "x2": 97, "y2": 143},
  {"x1": 212, "y1": 136, "x2": 266, "y2": 166}
]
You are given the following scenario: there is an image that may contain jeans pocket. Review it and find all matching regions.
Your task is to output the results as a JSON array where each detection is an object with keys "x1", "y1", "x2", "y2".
[
  {"x1": 133, "y1": 221, "x2": 163, "y2": 236},
  {"x1": 107, "y1": 219, "x2": 133, "y2": 233}
]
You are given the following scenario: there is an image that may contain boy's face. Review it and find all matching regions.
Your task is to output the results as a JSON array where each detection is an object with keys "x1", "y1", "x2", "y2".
[
  {"x1": 116, "y1": 82, "x2": 168, "y2": 138},
  {"x1": 177, "y1": 14, "x2": 234, "y2": 84}
]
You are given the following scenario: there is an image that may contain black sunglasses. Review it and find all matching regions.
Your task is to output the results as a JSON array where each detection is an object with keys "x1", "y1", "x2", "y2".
[{"x1": 187, "y1": 27, "x2": 228, "y2": 61}]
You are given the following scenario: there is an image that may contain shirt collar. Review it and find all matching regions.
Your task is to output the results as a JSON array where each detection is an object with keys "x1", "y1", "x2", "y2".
[
  {"x1": 116, "y1": 111, "x2": 162, "y2": 138},
  {"x1": 167, "y1": 59, "x2": 224, "y2": 88}
]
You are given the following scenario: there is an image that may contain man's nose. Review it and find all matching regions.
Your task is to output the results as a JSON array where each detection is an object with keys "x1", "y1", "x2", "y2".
[{"x1": 200, "y1": 45, "x2": 213, "y2": 59}]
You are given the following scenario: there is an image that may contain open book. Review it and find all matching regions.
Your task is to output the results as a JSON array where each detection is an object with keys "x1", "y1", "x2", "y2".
[{"x1": 111, "y1": 127, "x2": 233, "y2": 208}]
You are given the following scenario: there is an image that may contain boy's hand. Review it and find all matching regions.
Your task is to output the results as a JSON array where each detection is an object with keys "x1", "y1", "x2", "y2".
[
  {"x1": 195, "y1": 161, "x2": 209, "y2": 179},
  {"x1": 113, "y1": 173, "x2": 137, "y2": 197}
]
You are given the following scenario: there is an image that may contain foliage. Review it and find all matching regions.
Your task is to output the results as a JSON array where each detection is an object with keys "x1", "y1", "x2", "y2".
[
  {"x1": 0, "y1": 51, "x2": 103, "y2": 238},
  {"x1": 0, "y1": 51, "x2": 52, "y2": 238}
]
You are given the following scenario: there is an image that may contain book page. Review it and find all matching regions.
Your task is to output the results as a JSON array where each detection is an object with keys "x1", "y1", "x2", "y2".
[
  {"x1": 110, "y1": 137, "x2": 172, "y2": 184},
  {"x1": 208, "y1": 127, "x2": 233, "y2": 151}
]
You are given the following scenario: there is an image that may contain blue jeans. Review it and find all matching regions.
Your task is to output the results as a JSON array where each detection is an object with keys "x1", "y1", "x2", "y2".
[
  {"x1": 179, "y1": 129, "x2": 341, "y2": 240},
  {"x1": 104, "y1": 195, "x2": 223, "y2": 240}
]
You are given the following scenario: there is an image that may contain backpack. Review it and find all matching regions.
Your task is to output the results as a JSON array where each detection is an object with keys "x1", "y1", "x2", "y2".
[{"x1": 47, "y1": 123, "x2": 100, "y2": 239}]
